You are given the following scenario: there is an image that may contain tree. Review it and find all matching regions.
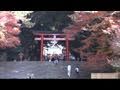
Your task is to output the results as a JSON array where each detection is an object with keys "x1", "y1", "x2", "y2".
[
  {"x1": 29, "y1": 11, "x2": 74, "y2": 32},
  {"x1": 0, "y1": 11, "x2": 34, "y2": 61},
  {"x1": 0, "y1": 11, "x2": 74, "y2": 61},
  {"x1": 17, "y1": 11, "x2": 74, "y2": 60},
  {"x1": 64, "y1": 11, "x2": 119, "y2": 67},
  {"x1": 0, "y1": 11, "x2": 21, "y2": 49}
]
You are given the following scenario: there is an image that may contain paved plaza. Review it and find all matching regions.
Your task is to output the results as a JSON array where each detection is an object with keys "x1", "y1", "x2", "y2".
[{"x1": 0, "y1": 61, "x2": 114, "y2": 79}]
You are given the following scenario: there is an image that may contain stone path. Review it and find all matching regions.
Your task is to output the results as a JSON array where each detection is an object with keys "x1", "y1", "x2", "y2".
[{"x1": 0, "y1": 61, "x2": 113, "y2": 79}]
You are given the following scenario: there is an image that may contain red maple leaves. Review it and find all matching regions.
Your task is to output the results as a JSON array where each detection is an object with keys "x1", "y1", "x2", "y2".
[
  {"x1": 0, "y1": 11, "x2": 21, "y2": 48},
  {"x1": 64, "y1": 11, "x2": 119, "y2": 65}
]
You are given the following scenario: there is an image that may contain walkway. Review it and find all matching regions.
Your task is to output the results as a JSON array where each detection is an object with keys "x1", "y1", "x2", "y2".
[{"x1": 0, "y1": 61, "x2": 113, "y2": 79}]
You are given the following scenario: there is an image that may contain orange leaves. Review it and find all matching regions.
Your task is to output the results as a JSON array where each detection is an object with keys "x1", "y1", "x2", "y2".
[{"x1": 65, "y1": 11, "x2": 115, "y2": 63}]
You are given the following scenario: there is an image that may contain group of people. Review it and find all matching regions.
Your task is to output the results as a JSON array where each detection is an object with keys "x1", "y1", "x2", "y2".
[
  {"x1": 17, "y1": 52, "x2": 80, "y2": 78},
  {"x1": 46, "y1": 54, "x2": 65, "y2": 62},
  {"x1": 13, "y1": 52, "x2": 29, "y2": 61},
  {"x1": 67, "y1": 65, "x2": 80, "y2": 78}
]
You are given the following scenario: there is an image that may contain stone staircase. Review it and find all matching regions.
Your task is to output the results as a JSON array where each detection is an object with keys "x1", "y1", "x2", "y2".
[{"x1": 0, "y1": 61, "x2": 90, "y2": 79}]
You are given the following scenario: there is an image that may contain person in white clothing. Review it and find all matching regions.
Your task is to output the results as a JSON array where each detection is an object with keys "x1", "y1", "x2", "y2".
[{"x1": 67, "y1": 65, "x2": 71, "y2": 77}]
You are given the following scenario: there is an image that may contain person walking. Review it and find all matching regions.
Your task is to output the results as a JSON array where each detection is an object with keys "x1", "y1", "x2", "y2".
[
  {"x1": 75, "y1": 67, "x2": 79, "y2": 73},
  {"x1": 18, "y1": 52, "x2": 24, "y2": 61},
  {"x1": 67, "y1": 65, "x2": 71, "y2": 78}
]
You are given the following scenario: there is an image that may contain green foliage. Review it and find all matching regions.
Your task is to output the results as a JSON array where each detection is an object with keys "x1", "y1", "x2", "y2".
[
  {"x1": 19, "y1": 28, "x2": 35, "y2": 48},
  {"x1": 70, "y1": 40, "x2": 85, "y2": 49},
  {"x1": 112, "y1": 67, "x2": 120, "y2": 72},
  {"x1": 29, "y1": 11, "x2": 74, "y2": 32},
  {"x1": 71, "y1": 30, "x2": 91, "y2": 48}
]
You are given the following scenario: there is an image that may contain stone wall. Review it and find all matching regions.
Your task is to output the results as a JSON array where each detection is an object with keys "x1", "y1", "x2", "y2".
[{"x1": 91, "y1": 73, "x2": 120, "y2": 79}]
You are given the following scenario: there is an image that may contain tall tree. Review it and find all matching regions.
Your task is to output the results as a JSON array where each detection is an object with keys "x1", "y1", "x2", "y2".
[
  {"x1": 64, "y1": 11, "x2": 119, "y2": 66},
  {"x1": 18, "y1": 11, "x2": 74, "y2": 60},
  {"x1": 0, "y1": 11, "x2": 21, "y2": 49},
  {"x1": 29, "y1": 11, "x2": 74, "y2": 32}
]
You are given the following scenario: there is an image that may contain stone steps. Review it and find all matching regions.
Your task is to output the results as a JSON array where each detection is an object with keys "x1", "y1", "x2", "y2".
[
  {"x1": 0, "y1": 61, "x2": 90, "y2": 79},
  {"x1": 0, "y1": 61, "x2": 113, "y2": 79}
]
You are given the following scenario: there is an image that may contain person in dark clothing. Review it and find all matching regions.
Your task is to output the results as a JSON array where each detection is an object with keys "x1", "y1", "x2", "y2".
[
  {"x1": 51, "y1": 57, "x2": 55, "y2": 61},
  {"x1": 18, "y1": 52, "x2": 24, "y2": 61},
  {"x1": 71, "y1": 51, "x2": 81, "y2": 61},
  {"x1": 54, "y1": 54, "x2": 59, "y2": 65}
]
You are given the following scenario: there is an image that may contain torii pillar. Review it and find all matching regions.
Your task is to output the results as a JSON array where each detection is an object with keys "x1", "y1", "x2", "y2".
[
  {"x1": 66, "y1": 34, "x2": 69, "y2": 62},
  {"x1": 40, "y1": 34, "x2": 44, "y2": 62}
]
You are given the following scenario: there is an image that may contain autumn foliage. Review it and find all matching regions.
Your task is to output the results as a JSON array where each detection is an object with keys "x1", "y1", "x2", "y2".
[
  {"x1": 64, "y1": 11, "x2": 120, "y2": 66},
  {"x1": 0, "y1": 11, "x2": 21, "y2": 48}
]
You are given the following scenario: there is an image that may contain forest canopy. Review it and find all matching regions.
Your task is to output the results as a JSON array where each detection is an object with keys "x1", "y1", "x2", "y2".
[{"x1": 0, "y1": 11, "x2": 120, "y2": 66}]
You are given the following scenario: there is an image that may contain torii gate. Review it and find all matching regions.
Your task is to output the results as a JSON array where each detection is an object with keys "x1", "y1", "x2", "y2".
[{"x1": 35, "y1": 33, "x2": 74, "y2": 62}]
